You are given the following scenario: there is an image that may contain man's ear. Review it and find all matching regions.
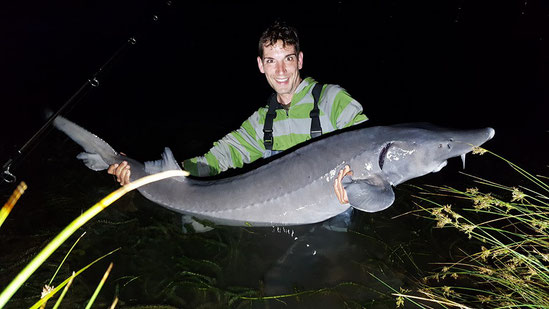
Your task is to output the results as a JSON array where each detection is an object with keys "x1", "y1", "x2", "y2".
[
  {"x1": 257, "y1": 56, "x2": 265, "y2": 73},
  {"x1": 298, "y1": 51, "x2": 303, "y2": 70}
]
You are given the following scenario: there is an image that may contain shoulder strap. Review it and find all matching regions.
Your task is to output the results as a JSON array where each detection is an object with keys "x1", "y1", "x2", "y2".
[
  {"x1": 263, "y1": 94, "x2": 278, "y2": 151},
  {"x1": 263, "y1": 83, "x2": 324, "y2": 150},
  {"x1": 310, "y1": 83, "x2": 323, "y2": 138}
]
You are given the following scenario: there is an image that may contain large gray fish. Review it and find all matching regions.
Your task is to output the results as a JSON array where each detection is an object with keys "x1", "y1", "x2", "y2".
[{"x1": 53, "y1": 116, "x2": 494, "y2": 227}]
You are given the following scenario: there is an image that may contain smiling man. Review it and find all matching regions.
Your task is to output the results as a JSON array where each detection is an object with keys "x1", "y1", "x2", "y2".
[
  {"x1": 110, "y1": 21, "x2": 367, "y2": 206},
  {"x1": 181, "y1": 21, "x2": 368, "y2": 176}
]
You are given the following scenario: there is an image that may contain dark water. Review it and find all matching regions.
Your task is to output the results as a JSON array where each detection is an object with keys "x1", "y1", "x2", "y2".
[
  {"x1": 1, "y1": 120, "x2": 546, "y2": 308},
  {"x1": 1, "y1": 0, "x2": 547, "y2": 308}
]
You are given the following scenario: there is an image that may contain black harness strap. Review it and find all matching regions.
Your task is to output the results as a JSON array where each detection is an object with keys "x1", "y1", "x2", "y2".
[
  {"x1": 310, "y1": 83, "x2": 323, "y2": 138},
  {"x1": 263, "y1": 83, "x2": 323, "y2": 150},
  {"x1": 263, "y1": 93, "x2": 278, "y2": 151}
]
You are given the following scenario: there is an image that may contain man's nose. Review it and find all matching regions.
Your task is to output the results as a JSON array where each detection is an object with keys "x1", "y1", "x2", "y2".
[{"x1": 275, "y1": 62, "x2": 286, "y2": 74}]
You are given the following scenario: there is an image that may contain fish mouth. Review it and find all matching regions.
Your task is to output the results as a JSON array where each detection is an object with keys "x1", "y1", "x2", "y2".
[
  {"x1": 458, "y1": 127, "x2": 495, "y2": 169},
  {"x1": 433, "y1": 160, "x2": 448, "y2": 173}
]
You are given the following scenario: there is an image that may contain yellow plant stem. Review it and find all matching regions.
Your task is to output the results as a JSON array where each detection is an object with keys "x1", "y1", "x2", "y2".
[
  {"x1": 109, "y1": 296, "x2": 119, "y2": 309},
  {"x1": 51, "y1": 271, "x2": 75, "y2": 309},
  {"x1": 31, "y1": 248, "x2": 120, "y2": 309},
  {"x1": 0, "y1": 181, "x2": 27, "y2": 228},
  {"x1": 393, "y1": 293, "x2": 474, "y2": 309},
  {"x1": 0, "y1": 170, "x2": 187, "y2": 309},
  {"x1": 85, "y1": 262, "x2": 113, "y2": 309},
  {"x1": 49, "y1": 232, "x2": 86, "y2": 286}
]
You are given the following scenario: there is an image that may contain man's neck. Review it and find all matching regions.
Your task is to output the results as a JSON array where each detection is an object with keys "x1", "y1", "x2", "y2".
[
  {"x1": 276, "y1": 77, "x2": 303, "y2": 106},
  {"x1": 277, "y1": 94, "x2": 293, "y2": 106}
]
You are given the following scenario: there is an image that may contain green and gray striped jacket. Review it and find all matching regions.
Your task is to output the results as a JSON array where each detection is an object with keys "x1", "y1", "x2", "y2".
[{"x1": 183, "y1": 77, "x2": 368, "y2": 176}]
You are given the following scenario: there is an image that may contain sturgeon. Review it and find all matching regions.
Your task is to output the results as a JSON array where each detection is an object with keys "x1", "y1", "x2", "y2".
[{"x1": 53, "y1": 116, "x2": 494, "y2": 227}]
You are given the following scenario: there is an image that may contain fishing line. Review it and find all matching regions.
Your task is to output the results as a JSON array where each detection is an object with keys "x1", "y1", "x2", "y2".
[{"x1": 1, "y1": 0, "x2": 175, "y2": 184}]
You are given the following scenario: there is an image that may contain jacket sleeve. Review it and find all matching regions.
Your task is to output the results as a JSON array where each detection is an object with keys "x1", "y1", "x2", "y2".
[
  {"x1": 324, "y1": 85, "x2": 368, "y2": 129},
  {"x1": 183, "y1": 111, "x2": 266, "y2": 176}
]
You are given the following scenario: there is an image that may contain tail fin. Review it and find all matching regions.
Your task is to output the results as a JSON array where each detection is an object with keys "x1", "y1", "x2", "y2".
[{"x1": 53, "y1": 116, "x2": 118, "y2": 171}]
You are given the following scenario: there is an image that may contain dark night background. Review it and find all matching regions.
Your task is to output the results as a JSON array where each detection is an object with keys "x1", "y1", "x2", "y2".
[
  {"x1": 0, "y1": 1, "x2": 548, "y2": 307},
  {"x1": 0, "y1": 0, "x2": 548, "y2": 178}
]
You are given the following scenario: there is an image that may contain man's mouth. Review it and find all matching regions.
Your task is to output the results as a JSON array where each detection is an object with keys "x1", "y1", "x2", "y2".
[{"x1": 275, "y1": 77, "x2": 289, "y2": 83}]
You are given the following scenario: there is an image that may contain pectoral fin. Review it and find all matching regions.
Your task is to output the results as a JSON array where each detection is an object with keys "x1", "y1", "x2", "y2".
[
  {"x1": 76, "y1": 152, "x2": 109, "y2": 171},
  {"x1": 343, "y1": 174, "x2": 395, "y2": 212}
]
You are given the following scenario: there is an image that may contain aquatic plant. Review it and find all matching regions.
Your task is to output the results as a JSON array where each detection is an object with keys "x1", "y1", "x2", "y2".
[
  {"x1": 0, "y1": 182, "x2": 27, "y2": 229},
  {"x1": 402, "y1": 147, "x2": 549, "y2": 308},
  {"x1": 0, "y1": 170, "x2": 187, "y2": 308},
  {"x1": 6, "y1": 156, "x2": 505, "y2": 307}
]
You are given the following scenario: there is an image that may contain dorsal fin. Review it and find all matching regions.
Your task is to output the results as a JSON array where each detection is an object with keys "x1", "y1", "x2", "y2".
[{"x1": 144, "y1": 147, "x2": 186, "y2": 182}]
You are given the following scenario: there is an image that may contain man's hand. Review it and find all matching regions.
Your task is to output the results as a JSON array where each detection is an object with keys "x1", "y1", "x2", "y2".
[
  {"x1": 334, "y1": 165, "x2": 353, "y2": 204},
  {"x1": 107, "y1": 161, "x2": 131, "y2": 186}
]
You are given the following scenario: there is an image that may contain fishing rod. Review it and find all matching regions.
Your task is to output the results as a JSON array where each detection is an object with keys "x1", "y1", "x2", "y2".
[{"x1": 1, "y1": 1, "x2": 174, "y2": 184}]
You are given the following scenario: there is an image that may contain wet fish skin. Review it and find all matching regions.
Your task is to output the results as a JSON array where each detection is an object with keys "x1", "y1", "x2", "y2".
[{"x1": 53, "y1": 116, "x2": 494, "y2": 227}]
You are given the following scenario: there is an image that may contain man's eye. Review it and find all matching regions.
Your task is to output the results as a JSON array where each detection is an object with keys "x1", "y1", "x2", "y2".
[
  {"x1": 265, "y1": 59, "x2": 274, "y2": 64},
  {"x1": 286, "y1": 56, "x2": 294, "y2": 61}
]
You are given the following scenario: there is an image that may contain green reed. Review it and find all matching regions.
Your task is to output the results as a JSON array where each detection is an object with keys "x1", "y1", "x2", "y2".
[
  {"x1": 404, "y1": 147, "x2": 549, "y2": 308},
  {"x1": 0, "y1": 170, "x2": 188, "y2": 309},
  {"x1": 0, "y1": 182, "x2": 27, "y2": 229}
]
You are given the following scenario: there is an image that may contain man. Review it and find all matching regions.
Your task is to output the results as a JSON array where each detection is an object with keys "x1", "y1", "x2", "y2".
[{"x1": 109, "y1": 21, "x2": 365, "y2": 205}]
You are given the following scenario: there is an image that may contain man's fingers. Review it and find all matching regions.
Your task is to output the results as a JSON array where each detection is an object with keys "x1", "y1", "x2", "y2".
[
  {"x1": 342, "y1": 165, "x2": 353, "y2": 177},
  {"x1": 341, "y1": 186, "x2": 349, "y2": 203},
  {"x1": 123, "y1": 169, "x2": 131, "y2": 185},
  {"x1": 333, "y1": 174, "x2": 346, "y2": 204},
  {"x1": 334, "y1": 165, "x2": 352, "y2": 204},
  {"x1": 117, "y1": 169, "x2": 129, "y2": 185},
  {"x1": 118, "y1": 164, "x2": 129, "y2": 184},
  {"x1": 333, "y1": 177, "x2": 341, "y2": 202},
  {"x1": 107, "y1": 161, "x2": 131, "y2": 185},
  {"x1": 335, "y1": 178, "x2": 348, "y2": 204},
  {"x1": 107, "y1": 164, "x2": 118, "y2": 175},
  {"x1": 107, "y1": 160, "x2": 132, "y2": 186},
  {"x1": 115, "y1": 161, "x2": 128, "y2": 177}
]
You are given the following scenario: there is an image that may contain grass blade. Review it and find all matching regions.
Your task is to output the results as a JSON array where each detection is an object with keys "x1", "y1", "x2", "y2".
[
  {"x1": 0, "y1": 170, "x2": 188, "y2": 308},
  {"x1": 49, "y1": 232, "x2": 86, "y2": 286},
  {"x1": 30, "y1": 248, "x2": 121, "y2": 309},
  {"x1": 51, "y1": 271, "x2": 75, "y2": 309},
  {"x1": 85, "y1": 262, "x2": 114, "y2": 309},
  {"x1": 0, "y1": 181, "x2": 27, "y2": 229}
]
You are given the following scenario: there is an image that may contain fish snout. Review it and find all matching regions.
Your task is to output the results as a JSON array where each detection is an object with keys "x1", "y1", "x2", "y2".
[
  {"x1": 454, "y1": 127, "x2": 495, "y2": 169},
  {"x1": 486, "y1": 127, "x2": 496, "y2": 140},
  {"x1": 454, "y1": 127, "x2": 496, "y2": 150},
  {"x1": 470, "y1": 127, "x2": 495, "y2": 147}
]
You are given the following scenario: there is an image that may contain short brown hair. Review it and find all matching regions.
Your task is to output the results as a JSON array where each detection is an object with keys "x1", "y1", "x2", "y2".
[{"x1": 258, "y1": 20, "x2": 300, "y2": 59}]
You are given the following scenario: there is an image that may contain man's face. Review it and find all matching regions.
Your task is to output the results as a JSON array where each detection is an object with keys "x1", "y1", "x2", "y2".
[{"x1": 257, "y1": 40, "x2": 303, "y2": 103}]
